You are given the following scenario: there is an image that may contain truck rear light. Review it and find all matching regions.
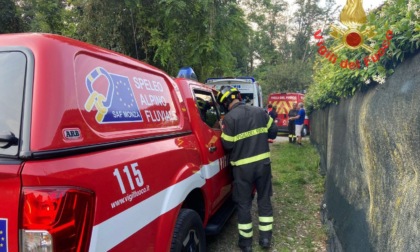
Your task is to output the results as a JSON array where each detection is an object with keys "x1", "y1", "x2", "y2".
[
  {"x1": 20, "y1": 187, "x2": 95, "y2": 252},
  {"x1": 21, "y1": 230, "x2": 52, "y2": 252}
]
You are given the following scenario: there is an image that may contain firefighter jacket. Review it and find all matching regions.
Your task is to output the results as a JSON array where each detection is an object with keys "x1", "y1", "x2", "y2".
[
  {"x1": 288, "y1": 108, "x2": 298, "y2": 120},
  {"x1": 288, "y1": 108, "x2": 298, "y2": 126},
  {"x1": 221, "y1": 102, "x2": 278, "y2": 166}
]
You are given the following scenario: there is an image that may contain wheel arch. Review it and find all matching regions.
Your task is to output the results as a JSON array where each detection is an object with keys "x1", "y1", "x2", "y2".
[
  {"x1": 153, "y1": 170, "x2": 207, "y2": 251},
  {"x1": 181, "y1": 188, "x2": 206, "y2": 221}
]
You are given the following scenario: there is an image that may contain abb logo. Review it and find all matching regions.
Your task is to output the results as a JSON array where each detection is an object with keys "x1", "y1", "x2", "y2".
[{"x1": 63, "y1": 128, "x2": 82, "y2": 140}]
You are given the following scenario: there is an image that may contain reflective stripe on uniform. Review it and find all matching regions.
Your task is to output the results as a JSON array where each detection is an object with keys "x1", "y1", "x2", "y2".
[
  {"x1": 230, "y1": 152, "x2": 270, "y2": 166},
  {"x1": 238, "y1": 223, "x2": 253, "y2": 230},
  {"x1": 259, "y1": 216, "x2": 273, "y2": 223},
  {"x1": 222, "y1": 117, "x2": 273, "y2": 142},
  {"x1": 222, "y1": 114, "x2": 273, "y2": 166},
  {"x1": 238, "y1": 223, "x2": 253, "y2": 238},
  {"x1": 267, "y1": 117, "x2": 273, "y2": 129},
  {"x1": 259, "y1": 216, "x2": 273, "y2": 231},
  {"x1": 221, "y1": 127, "x2": 268, "y2": 142},
  {"x1": 239, "y1": 229, "x2": 253, "y2": 238},
  {"x1": 259, "y1": 224, "x2": 273, "y2": 231}
]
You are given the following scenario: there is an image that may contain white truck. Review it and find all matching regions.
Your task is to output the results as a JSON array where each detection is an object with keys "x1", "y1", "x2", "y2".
[{"x1": 205, "y1": 77, "x2": 264, "y2": 108}]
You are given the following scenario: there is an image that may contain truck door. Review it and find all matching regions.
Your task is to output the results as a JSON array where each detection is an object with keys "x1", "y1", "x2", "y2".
[{"x1": 190, "y1": 87, "x2": 232, "y2": 212}]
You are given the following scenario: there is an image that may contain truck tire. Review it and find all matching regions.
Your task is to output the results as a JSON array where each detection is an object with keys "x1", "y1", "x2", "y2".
[{"x1": 170, "y1": 209, "x2": 206, "y2": 252}]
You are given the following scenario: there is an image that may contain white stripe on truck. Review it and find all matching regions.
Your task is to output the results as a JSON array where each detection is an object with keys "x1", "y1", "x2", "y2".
[{"x1": 89, "y1": 160, "x2": 221, "y2": 251}]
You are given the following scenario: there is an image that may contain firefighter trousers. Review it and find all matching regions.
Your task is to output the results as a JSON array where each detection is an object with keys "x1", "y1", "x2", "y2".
[
  {"x1": 232, "y1": 161, "x2": 273, "y2": 247},
  {"x1": 288, "y1": 122, "x2": 296, "y2": 142}
]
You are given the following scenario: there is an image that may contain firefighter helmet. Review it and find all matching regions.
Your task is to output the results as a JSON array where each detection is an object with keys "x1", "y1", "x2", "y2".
[{"x1": 216, "y1": 86, "x2": 241, "y2": 109}]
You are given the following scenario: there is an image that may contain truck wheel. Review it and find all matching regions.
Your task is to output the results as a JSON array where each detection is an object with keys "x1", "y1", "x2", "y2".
[{"x1": 170, "y1": 209, "x2": 206, "y2": 252}]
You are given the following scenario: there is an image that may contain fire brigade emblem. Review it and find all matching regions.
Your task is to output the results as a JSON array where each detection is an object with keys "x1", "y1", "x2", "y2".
[
  {"x1": 330, "y1": 0, "x2": 375, "y2": 53},
  {"x1": 84, "y1": 67, "x2": 143, "y2": 124}
]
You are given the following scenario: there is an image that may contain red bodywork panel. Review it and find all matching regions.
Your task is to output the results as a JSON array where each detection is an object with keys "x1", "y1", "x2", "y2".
[
  {"x1": 0, "y1": 164, "x2": 22, "y2": 252},
  {"x1": 0, "y1": 33, "x2": 232, "y2": 251}
]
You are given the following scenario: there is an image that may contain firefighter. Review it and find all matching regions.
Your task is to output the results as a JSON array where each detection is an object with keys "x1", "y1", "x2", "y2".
[
  {"x1": 288, "y1": 102, "x2": 298, "y2": 143},
  {"x1": 217, "y1": 86, "x2": 278, "y2": 252},
  {"x1": 196, "y1": 97, "x2": 210, "y2": 121}
]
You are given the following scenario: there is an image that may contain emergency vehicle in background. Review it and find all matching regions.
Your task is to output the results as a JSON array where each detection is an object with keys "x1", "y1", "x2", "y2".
[
  {"x1": 0, "y1": 33, "x2": 235, "y2": 252},
  {"x1": 204, "y1": 77, "x2": 264, "y2": 108},
  {"x1": 267, "y1": 93, "x2": 310, "y2": 136}
]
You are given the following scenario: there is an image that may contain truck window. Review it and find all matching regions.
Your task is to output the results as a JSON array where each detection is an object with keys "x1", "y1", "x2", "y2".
[
  {"x1": 0, "y1": 51, "x2": 26, "y2": 156},
  {"x1": 241, "y1": 93, "x2": 254, "y2": 106},
  {"x1": 193, "y1": 90, "x2": 221, "y2": 129},
  {"x1": 205, "y1": 78, "x2": 263, "y2": 108}
]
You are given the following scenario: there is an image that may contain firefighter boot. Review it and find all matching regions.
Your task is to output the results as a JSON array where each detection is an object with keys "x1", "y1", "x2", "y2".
[
  {"x1": 238, "y1": 238, "x2": 253, "y2": 252},
  {"x1": 239, "y1": 245, "x2": 253, "y2": 252},
  {"x1": 259, "y1": 238, "x2": 271, "y2": 249}
]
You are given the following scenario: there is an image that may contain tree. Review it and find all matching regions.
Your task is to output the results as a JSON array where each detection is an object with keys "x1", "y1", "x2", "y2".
[
  {"x1": 290, "y1": 0, "x2": 338, "y2": 62},
  {"x1": 74, "y1": 0, "x2": 135, "y2": 56},
  {"x1": 251, "y1": 0, "x2": 339, "y2": 95},
  {"x1": 6, "y1": 0, "x2": 339, "y2": 93},
  {"x1": 148, "y1": 0, "x2": 251, "y2": 79},
  {"x1": 260, "y1": 60, "x2": 312, "y2": 97},
  {"x1": 0, "y1": 0, "x2": 22, "y2": 33},
  {"x1": 19, "y1": 0, "x2": 67, "y2": 34},
  {"x1": 241, "y1": 0, "x2": 288, "y2": 68}
]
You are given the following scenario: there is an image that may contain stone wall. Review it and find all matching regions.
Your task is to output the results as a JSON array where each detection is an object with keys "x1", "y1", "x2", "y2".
[{"x1": 310, "y1": 52, "x2": 420, "y2": 252}]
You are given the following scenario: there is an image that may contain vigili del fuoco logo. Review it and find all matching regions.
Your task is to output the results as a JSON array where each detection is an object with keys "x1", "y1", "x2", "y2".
[{"x1": 314, "y1": 0, "x2": 392, "y2": 70}]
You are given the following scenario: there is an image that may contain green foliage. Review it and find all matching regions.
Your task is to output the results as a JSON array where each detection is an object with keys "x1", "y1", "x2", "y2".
[
  {"x1": 244, "y1": 0, "x2": 288, "y2": 67},
  {"x1": 153, "y1": 0, "x2": 251, "y2": 80},
  {"x1": 10, "y1": 0, "x2": 405, "y2": 103},
  {"x1": 259, "y1": 60, "x2": 313, "y2": 98},
  {"x1": 0, "y1": 0, "x2": 22, "y2": 33},
  {"x1": 6, "y1": 0, "x2": 339, "y2": 90},
  {"x1": 306, "y1": 0, "x2": 420, "y2": 113},
  {"x1": 291, "y1": 0, "x2": 325, "y2": 62},
  {"x1": 248, "y1": 0, "x2": 338, "y2": 100},
  {"x1": 73, "y1": 0, "x2": 140, "y2": 57},
  {"x1": 19, "y1": 0, "x2": 67, "y2": 34},
  {"x1": 269, "y1": 141, "x2": 326, "y2": 250},
  {"x1": 10, "y1": 0, "x2": 251, "y2": 81}
]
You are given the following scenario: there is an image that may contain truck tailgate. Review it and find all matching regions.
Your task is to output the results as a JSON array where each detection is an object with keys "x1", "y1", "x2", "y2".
[{"x1": 0, "y1": 161, "x2": 22, "y2": 252}]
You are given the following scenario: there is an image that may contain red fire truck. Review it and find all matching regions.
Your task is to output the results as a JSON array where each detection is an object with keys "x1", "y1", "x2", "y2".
[
  {"x1": 267, "y1": 93, "x2": 310, "y2": 136},
  {"x1": 0, "y1": 33, "x2": 234, "y2": 251}
]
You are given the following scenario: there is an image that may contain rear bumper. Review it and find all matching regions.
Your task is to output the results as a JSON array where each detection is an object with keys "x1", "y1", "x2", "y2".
[{"x1": 277, "y1": 126, "x2": 288, "y2": 132}]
